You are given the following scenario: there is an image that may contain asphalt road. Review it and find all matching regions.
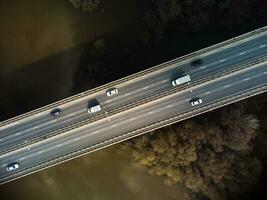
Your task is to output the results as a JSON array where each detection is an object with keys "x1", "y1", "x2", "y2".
[
  {"x1": 0, "y1": 60, "x2": 266, "y2": 183},
  {"x1": 0, "y1": 33, "x2": 267, "y2": 152},
  {"x1": 0, "y1": 30, "x2": 267, "y2": 184}
]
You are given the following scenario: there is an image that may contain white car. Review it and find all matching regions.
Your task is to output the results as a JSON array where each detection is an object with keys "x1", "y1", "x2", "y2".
[
  {"x1": 88, "y1": 104, "x2": 102, "y2": 114},
  {"x1": 190, "y1": 98, "x2": 203, "y2": 106},
  {"x1": 6, "y1": 162, "x2": 20, "y2": 172},
  {"x1": 106, "y1": 88, "x2": 118, "y2": 97}
]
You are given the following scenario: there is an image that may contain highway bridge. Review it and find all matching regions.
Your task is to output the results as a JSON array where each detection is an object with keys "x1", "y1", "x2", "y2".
[{"x1": 0, "y1": 26, "x2": 267, "y2": 185}]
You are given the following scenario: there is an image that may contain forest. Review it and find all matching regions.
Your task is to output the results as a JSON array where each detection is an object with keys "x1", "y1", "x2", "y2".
[{"x1": 120, "y1": 93, "x2": 267, "y2": 200}]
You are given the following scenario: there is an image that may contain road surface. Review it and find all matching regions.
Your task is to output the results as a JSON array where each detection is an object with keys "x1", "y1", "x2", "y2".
[{"x1": 0, "y1": 27, "x2": 267, "y2": 184}]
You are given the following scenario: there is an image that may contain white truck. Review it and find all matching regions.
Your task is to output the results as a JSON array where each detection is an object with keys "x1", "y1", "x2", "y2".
[{"x1": 171, "y1": 74, "x2": 191, "y2": 86}]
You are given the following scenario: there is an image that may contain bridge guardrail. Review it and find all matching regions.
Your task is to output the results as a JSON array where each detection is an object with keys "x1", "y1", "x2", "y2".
[
  {"x1": 1, "y1": 26, "x2": 267, "y2": 127},
  {"x1": 1, "y1": 82, "x2": 267, "y2": 185},
  {"x1": 1, "y1": 55, "x2": 266, "y2": 155}
]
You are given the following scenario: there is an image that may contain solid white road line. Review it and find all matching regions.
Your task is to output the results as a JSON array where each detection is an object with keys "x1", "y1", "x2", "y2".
[{"x1": 205, "y1": 91, "x2": 211, "y2": 95}]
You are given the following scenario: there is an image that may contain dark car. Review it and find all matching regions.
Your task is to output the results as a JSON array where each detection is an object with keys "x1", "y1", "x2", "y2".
[
  {"x1": 50, "y1": 108, "x2": 62, "y2": 117},
  {"x1": 190, "y1": 59, "x2": 203, "y2": 67}
]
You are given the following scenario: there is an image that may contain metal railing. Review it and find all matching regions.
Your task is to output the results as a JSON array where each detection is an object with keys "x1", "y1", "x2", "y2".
[
  {"x1": 1, "y1": 82, "x2": 267, "y2": 185},
  {"x1": 1, "y1": 55, "x2": 266, "y2": 155},
  {"x1": 1, "y1": 25, "x2": 267, "y2": 127}
]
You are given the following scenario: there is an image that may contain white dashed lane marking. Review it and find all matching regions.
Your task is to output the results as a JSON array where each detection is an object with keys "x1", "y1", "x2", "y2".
[
  {"x1": 239, "y1": 51, "x2": 246, "y2": 55},
  {"x1": 111, "y1": 124, "x2": 118, "y2": 128},
  {"x1": 166, "y1": 104, "x2": 174, "y2": 108},
  {"x1": 143, "y1": 86, "x2": 149, "y2": 90},
  {"x1": 259, "y1": 44, "x2": 266, "y2": 48}
]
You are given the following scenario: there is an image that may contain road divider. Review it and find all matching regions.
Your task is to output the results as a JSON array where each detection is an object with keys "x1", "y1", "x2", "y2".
[
  {"x1": 1, "y1": 55, "x2": 267, "y2": 156},
  {"x1": 1, "y1": 83, "x2": 266, "y2": 185},
  {"x1": 1, "y1": 26, "x2": 267, "y2": 128}
]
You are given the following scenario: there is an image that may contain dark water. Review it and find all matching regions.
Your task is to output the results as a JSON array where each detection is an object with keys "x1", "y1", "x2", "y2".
[
  {"x1": 0, "y1": 0, "x2": 143, "y2": 120},
  {"x1": 0, "y1": 146, "x2": 187, "y2": 200}
]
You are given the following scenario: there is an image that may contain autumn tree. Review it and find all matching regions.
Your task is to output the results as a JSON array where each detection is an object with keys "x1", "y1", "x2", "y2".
[
  {"x1": 121, "y1": 105, "x2": 262, "y2": 200},
  {"x1": 69, "y1": 0, "x2": 100, "y2": 12}
]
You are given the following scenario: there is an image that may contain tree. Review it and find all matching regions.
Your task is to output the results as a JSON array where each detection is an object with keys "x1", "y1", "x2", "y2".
[
  {"x1": 121, "y1": 105, "x2": 262, "y2": 200},
  {"x1": 69, "y1": 0, "x2": 100, "y2": 12}
]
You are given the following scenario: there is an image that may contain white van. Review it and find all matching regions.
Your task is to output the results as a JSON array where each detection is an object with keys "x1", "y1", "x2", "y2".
[{"x1": 171, "y1": 74, "x2": 191, "y2": 86}]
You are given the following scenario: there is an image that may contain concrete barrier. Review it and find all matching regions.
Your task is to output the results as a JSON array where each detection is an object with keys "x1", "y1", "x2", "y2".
[{"x1": 1, "y1": 25, "x2": 267, "y2": 128}]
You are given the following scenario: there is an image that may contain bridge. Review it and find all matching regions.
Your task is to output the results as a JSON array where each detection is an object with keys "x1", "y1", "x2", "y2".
[{"x1": 0, "y1": 26, "x2": 267, "y2": 185}]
